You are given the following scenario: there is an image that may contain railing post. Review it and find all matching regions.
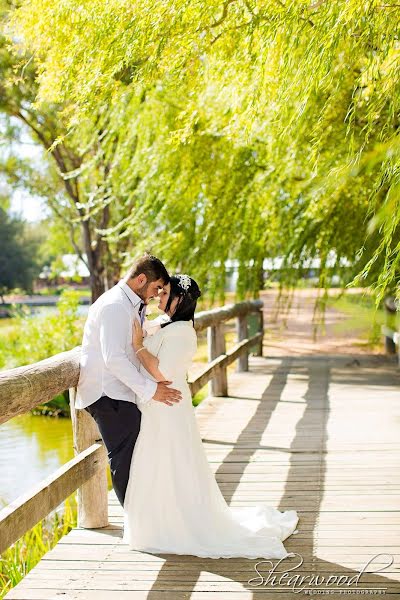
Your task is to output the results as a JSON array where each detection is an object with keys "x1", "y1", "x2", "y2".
[
  {"x1": 255, "y1": 306, "x2": 264, "y2": 357},
  {"x1": 69, "y1": 387, "x2": 109, "y2": 528},
  {"x1": 396, "y1": 328, "x2": 400, "y2": 369},
  {"x1": 236, "y1": 315, "x2": 249, "y2": 372},
  {"x1": 384, "y1": 296, "x2": 397, "y2": 355},
  {"x1": 208, "y1": 323, "x2": 228, "y2": 396}
]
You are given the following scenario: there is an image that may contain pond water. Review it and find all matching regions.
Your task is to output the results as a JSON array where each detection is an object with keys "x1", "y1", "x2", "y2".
[{"x1": 0, "y1": 413, "x2": 74, "y2": 507}]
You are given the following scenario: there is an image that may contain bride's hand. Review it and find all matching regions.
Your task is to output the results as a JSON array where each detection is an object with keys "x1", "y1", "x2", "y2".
[{"x1": 132, "y1": 319, "x2": 144, "y2": 351}]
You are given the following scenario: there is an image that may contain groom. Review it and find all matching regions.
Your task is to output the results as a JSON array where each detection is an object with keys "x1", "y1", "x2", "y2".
[{"x1": 75, "y1": 253, "x2": 182, "y2": 506}]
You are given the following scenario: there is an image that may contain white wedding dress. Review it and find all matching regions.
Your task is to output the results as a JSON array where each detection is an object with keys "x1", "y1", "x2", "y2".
[{"x1": 123, "y1": 320, "x2": 299, "y2": 559}]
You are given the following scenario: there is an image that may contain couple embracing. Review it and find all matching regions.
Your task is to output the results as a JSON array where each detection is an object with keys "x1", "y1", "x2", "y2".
[{"x1": 76, "y1": 253, "x2": 299, "y2": 559}]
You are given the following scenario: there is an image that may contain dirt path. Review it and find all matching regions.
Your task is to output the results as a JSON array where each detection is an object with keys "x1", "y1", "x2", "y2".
[{"x1": 260, "y1": 287, "x2": 383, "y2": 357}]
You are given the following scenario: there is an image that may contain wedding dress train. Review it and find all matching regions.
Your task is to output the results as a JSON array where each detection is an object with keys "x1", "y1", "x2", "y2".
[{"x1": 123, "y1": 320, "x2": 299, "y2": 559}]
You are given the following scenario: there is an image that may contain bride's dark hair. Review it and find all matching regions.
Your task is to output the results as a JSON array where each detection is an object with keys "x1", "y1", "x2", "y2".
[{"x1": 161, "y1": 274, "x2": 202, "y2": 328}]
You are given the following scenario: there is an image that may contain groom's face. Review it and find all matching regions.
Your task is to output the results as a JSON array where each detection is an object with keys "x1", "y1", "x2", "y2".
[{"x1": 138, "y1": 276, "x2": 165, "y2": 303}]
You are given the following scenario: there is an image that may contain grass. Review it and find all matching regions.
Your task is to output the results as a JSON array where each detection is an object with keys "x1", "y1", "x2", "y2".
[
  {"x1": 0, "y1": 496, "x2": 77, "y2": 599},
  {"x1": 192, "y1": 386, "x2": 208, "y2": 406},
  {"x1": 325, "y1": 291, "x2": 388, "y2": 349}
]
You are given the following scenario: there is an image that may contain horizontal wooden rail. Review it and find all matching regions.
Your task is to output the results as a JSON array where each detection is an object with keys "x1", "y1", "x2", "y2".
[
  {"x1": 0, "y1": 443, "x2": 106, "y2": 554},
  {"x1": 0, "y1": 348, "x2": 80, "y2": 425},
  {"x1": 194, "y1": 300, "x2": 263, "y2": 331}
]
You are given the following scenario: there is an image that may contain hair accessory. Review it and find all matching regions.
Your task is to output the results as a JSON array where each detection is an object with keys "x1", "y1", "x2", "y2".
[{"x1": 177, "y1": 274, "x2": 191, "y2": 291}]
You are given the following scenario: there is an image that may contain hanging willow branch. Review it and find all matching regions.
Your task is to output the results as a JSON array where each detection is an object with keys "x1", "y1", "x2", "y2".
[{"x1": 6, "y1": 0, "x2": 400, "y2": 301}]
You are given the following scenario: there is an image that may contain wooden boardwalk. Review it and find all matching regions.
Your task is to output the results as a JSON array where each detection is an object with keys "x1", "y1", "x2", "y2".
[{"x1": 5, "y1": 354, "x2": 400, "y2": 599}]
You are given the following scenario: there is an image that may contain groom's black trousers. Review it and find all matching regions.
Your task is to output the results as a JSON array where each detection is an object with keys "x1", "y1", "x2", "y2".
[{"x1": 84, "y1": 395, "x2": 142, "y2": 507}]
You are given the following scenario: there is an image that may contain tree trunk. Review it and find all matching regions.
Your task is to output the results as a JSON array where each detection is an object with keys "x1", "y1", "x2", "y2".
[{"x1": 89, "y1": 271, "x2": 105, "y2": 303}]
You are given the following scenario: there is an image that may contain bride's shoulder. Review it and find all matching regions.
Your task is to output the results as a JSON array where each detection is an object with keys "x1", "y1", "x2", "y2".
[
  {"x1": 159, "y1": 322, "x2": 197, "y2": 357},
  {"x1": 161, "y1": 321, "x2": 197, "y2": 339}
]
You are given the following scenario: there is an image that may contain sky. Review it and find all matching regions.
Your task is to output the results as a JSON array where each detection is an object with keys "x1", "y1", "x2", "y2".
[
  {"x1": 10, "y1": 189, "x2": 50, "y2": 222},
  {"x1": 2, "y1": 116, "x2": 51, "y2": 222}
]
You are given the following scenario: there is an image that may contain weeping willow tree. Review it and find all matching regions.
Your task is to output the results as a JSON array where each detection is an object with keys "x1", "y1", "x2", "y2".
[
  {"x1": 0, "y1": 0, "x2": 149, "y2": 301},
  {"x1": 6, "y1": 0, "x2": 400, "y2": 302}
]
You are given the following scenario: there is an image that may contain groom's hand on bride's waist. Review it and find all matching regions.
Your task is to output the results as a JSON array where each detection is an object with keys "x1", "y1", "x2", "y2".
[{"x1": 153, "y1": 381, "x2": 182, "y2": 406}]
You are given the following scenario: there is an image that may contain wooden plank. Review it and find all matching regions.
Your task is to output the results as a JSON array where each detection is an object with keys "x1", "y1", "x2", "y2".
[
  {"x1": 8, "y1": 575, "x2": 400, "y2": 592},
  {"x1": 55, "y1": 535, "x2": 400, "y2": 545},
  {"x1": 7, "y1": 591, "x2": 400, "y2": 600},
  {"x1": 33, "y1": 561, "x2": 400, "y2": 577},
  {"x1": 33, "y1": 540, "x2": 400, "y2": 558}
]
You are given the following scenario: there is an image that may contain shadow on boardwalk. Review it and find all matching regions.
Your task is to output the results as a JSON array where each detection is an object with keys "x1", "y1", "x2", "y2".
[
  {"x1": 142, "y1": 354, "x2": 400, "y2": 599},
  {"x1": 5, "y1": 354, "x2": 399, "y2": 599}
]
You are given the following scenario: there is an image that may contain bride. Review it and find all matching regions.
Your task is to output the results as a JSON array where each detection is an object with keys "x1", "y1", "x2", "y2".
[{"x1": 123, "y1": 274, "x2": 299, "y2": 559}]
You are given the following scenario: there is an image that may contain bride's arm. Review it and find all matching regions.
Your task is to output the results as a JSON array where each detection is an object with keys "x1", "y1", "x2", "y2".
[{"x1": 132, "y1": 319, "x2": 166, "y2": 382}]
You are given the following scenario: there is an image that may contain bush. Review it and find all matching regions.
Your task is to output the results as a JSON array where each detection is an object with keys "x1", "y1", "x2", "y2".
[
  {"x1": 0, "y1": 290, "x2": 84, "y2": 415},
  {"x1": 1, "y1": 290, "x2": 83, "y2": 368}
]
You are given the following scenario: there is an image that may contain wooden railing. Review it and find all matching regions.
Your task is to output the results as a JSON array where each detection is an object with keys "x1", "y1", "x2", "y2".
[
  {"x1": 382, "y1": 296, "x2": 399, "y2": 364},
  {"x1": 0, "y1": 300, "x2": 263, "y2": 554}
]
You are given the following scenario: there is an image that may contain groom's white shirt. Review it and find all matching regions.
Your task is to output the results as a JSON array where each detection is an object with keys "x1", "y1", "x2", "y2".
[{"x1": 75, "y1": 280, "x2": 157, "y2": 409}]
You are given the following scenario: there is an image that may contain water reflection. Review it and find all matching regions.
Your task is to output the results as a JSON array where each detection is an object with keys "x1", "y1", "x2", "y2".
[{"x1": 0, "y1": 414, "x2": 73, "y2": 506}]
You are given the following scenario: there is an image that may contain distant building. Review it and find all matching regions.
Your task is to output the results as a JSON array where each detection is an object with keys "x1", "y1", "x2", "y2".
[
  {"x1": 38, "y1": 254, "x2": 90, "y2": 286},
  {"x1": 58, "y1": 254, "x2": 90, "y2": 280},
  {"x1": 225, "y1": 253, "x2": 352, "y2": 291}
]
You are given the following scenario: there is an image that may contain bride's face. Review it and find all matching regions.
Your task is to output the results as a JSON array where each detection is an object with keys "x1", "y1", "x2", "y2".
[
  {"x1": 157, "y1": 282, "x2": 179, "y2": 316},
  {"x1": 157, "y1": 282, "x2": 170, "y2": 313}
]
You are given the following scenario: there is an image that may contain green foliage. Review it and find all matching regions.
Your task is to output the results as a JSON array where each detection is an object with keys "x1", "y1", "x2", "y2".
[
  {"x1": 0, "y1": 289, "x2": 84, "y2": 414},
  {"x1": 0, "y1": 0, "x2": 128, "y2": 301},
  {"x1": 0, "y1": 496, "x2": 77, "y2": 599},
  {"x1": 0, "y1": 208, "x2": 41, "y2": 299},
  {"x1": 4, "y1": 0, "x2": 400, "y2": 303},
  {"x1": 30, "y1": 218, "x2": 78, "y2": 270},
  {"x1": 0, "y1": 289, "x2": 83, "y2": 369}
]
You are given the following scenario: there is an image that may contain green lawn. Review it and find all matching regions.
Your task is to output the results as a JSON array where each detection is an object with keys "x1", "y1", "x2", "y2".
[{"x1": 326, "y1": 291, "x2": 390, "y2": 349}]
